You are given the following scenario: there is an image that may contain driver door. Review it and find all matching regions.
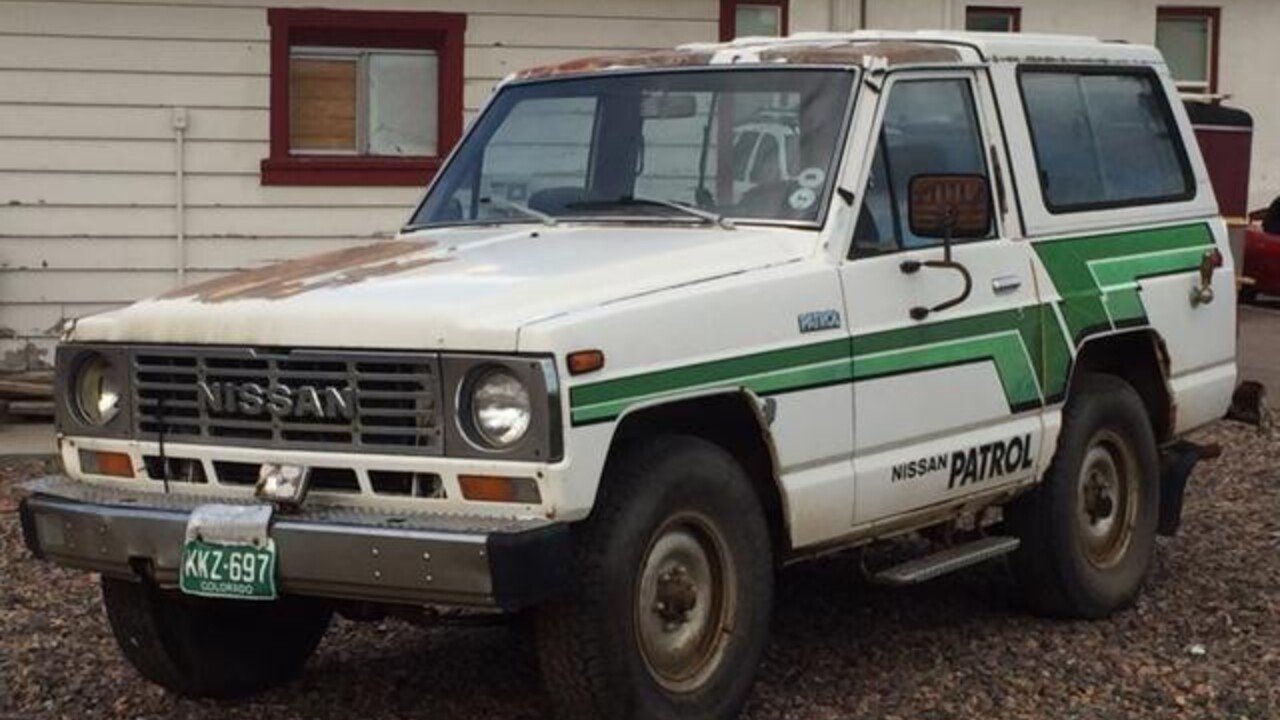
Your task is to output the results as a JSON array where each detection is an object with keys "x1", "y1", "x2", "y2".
[{"x1": 838, "y1": 70, "x2": 1062, "y2": 526}]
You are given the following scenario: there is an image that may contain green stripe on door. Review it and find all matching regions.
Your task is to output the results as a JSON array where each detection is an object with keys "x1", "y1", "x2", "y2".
[
  {"x1": 1033, "y1": 222, "x2": 1213, "y2": 343},
  {"x1": 568, "y1": 221, "x2": 1212, "y2": 426},
  {"x1": 569, "y1": 306, "x2": 1058, "y2": 425}
]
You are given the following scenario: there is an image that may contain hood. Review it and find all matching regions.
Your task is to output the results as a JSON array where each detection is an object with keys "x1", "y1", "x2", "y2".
[{"x1": 71, "y1": 224, "x2": 815, "y2": 351}]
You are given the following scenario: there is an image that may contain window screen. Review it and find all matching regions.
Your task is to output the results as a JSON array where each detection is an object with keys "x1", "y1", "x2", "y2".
[
  {"x1": 734, "y1": 4, "x2": 782, "y2": 37},
  {"x1": 965, "y1": 8, "x2": 1019, "y2": 32},
  {"x1": 1156, "y1": 12, "x2": 1214, "y2": 92},
  {"x1": 1020, "y1": 70, "x2": 1192, "y2": 212}
]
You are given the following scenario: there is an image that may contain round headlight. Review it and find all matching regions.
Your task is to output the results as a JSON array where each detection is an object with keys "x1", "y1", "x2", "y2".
[
  {"x1": 468, "y1": 367, "x2": 532, "y2": 448},
  {"x1": 73, "y1": 353, "x2": 122, "y2": 426}
]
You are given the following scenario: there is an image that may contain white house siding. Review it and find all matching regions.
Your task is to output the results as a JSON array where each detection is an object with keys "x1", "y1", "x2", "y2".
[{"x1": 0, "y1": 0, "x2": 721, "y2": 370}]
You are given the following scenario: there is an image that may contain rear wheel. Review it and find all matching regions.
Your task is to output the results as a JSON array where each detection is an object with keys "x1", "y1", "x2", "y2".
[
  {"x1": 1007, "y1": 374, "x2": 1160, "y2": 618},
  {"x1": 536, "y1": 435, "x2": 773, "y2": 720},
  {"x1": 101, "y1": 577, "x2": 331, "y2": 698}
]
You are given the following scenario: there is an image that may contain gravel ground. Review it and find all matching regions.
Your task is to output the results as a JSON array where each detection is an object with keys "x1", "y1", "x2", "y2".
[{"x1": 3, "y1": 420, "x2": 1277, "y2": 720}]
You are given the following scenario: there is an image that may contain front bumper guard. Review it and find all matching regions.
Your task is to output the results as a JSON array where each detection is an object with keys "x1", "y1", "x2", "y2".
[{"x1": 17, "y1": 476, "x2": 570, "y2": 610}]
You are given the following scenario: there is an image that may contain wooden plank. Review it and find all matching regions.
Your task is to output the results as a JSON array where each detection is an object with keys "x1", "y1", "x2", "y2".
[
  {"x1": 0, "y1": 34, "x2": 268, "y2": 75},
  {"x1": 0, "y1": 1, "x2": 268, "y2": 41},
  {"x1": 0, "y1": 34, "x2": 662, "y2": 80},
  {"x1": 7, "y1": 400, "x2": 55, "y2": 418},
  {"x1": 0, "y1": 380, "x2": 53, "y2": 398},
  {"x1": 0, "y1": 269, "x2": 224, "y2": 303},
  {"x1": 0, "y1": 237, "x2": 382, "y2": 271},
  {"x1": 0, "y1": 302, "x2": 124, "y2": 337},
  {"x1": 465, "y1": 78, "x2": 500, "y2": 112},
  {"x1": 0, "y1": 70, "x2": 268, "y2": 108},
  {"x1": 466, "y1": 14, "x2": 714, "y2": 49},
  {"x1": 0, "y1": 138, "x2": 266, "y2": 173},
  {"x1": 1, "y1": 203, "x2": 408, "y2": 237},
  {"x1": 3, "y1": 0, "x2": 716, "y2": 23},
  {"x1": 185, "y1": 206, "x2": 408, "y2": 237},
  {"x1": 0, "y1": 105, "x2": 270, "y2": 142},
  {"x1": 289, "y1": 58, "x2": 358, "y2": 152},
  {"x1": 1, "y1": 1, "x2": 713, "y2": 47},
  {"x1": 0, "y1": 172, "x2": 421, "y2": 207}
]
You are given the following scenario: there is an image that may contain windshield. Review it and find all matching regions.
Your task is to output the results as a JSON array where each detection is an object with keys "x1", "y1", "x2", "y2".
[{"x1": 410, "y1": 68, "x2": 856, "y2": 228}]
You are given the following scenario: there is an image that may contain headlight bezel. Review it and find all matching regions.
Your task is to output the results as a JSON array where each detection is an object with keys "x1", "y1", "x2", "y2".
[
  {"x1": 444, "y1": 355, "x2": 561, "y2": 462},
  {"x1": 55, "y1": 344, "x2": 132, "y2": 438}
]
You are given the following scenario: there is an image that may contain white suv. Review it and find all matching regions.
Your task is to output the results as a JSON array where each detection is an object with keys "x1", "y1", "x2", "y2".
[{"x1": 20, "y1": 31, "x2": 1239, "y2": 720}]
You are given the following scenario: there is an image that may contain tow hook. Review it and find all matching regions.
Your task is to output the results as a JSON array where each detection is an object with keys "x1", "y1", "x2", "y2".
[{"x1": 1158, "y1": 440, "x2": 1220, "y2": 536}]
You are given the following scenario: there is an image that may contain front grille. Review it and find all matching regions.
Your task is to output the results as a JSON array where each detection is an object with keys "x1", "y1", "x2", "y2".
[{"x1": 133, "y1": 347, "x2": 443, "y2": 455}]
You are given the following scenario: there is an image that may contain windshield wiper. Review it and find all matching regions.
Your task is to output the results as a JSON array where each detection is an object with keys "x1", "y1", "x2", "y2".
[
  {"x1": 479, "y1": 196, "x2": 558, "y2": 226},
  {"x1": 569, "y1": 196, "x2": 734, "y2": 229}
]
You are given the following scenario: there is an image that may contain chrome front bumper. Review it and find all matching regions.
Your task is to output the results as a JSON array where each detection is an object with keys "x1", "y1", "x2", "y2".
[{"x1": 17, "y1": 476, "x2": 570, "y2": 610}]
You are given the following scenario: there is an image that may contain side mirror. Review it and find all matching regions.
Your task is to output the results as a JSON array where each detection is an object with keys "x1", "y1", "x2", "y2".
[{"x1": 907, "y1": 174, "x2": 991, "y2": 259}]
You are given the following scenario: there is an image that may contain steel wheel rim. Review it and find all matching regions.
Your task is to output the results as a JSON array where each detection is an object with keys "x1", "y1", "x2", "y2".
[
  {"x1": 1076, "y1": 428, "x2": 1139, "y2": 569},
  {"x1": 634, "y1": 511, "x2": 737, "y2": 693}
]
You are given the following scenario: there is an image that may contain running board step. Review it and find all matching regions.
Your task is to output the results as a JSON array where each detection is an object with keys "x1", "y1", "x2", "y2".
[{"x1": 874, "y1": 536, "x2": 1020, "y2": 586}]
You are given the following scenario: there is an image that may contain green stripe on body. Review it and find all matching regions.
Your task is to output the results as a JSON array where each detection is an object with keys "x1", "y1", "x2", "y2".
[
  {"x1": 1033, "y1": 222, "x2": 1213, "y2": 342},
  {"x1": 569, "y1": 222, "x2": 1212, "y2": 426},
  {"x1": 569, "y1": 305, "x2": 1061, "y2": 425}
]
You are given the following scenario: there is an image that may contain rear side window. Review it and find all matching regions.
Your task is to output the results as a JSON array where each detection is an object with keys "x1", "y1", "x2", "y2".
[{"x1": 1019, "y1": 69, "x2": 1193, "y2": 212}]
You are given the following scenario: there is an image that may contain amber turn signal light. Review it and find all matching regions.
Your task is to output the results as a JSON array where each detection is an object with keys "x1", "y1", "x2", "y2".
[
  {"x1": 567, "y1": 349, "x2": 605, "y2": 375},
  {"x1": 458, "y1": 475, "x2": 541, "y2": 503},
  {"x1": 79, "y1": 449, "x2": 134, "y2": 478}
]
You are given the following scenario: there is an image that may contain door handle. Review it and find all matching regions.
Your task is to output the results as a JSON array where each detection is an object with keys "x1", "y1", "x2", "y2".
[{"x1": 991, "y1": 274, "x2": 1022, "y2": 294}]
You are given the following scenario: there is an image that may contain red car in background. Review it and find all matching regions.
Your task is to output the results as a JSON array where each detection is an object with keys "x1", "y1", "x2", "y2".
[{"x1": 1242, "y1": 198, "x2": 1280, "y2": 302}]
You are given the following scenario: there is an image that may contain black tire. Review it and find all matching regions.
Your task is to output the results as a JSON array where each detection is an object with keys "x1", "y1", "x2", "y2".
[
  {"x1": 1240, "y1": 286, "x2": 1259, "y2": 304},
  {"x1": 101, "y1": 576, "x2": 331, "y2": 698},
  {"x1": 1007, "y1": 374, "x2": 1160, "y2": 619},
  {"x1": 536, "y1": 435, "x2": 774, "y2": 720}
]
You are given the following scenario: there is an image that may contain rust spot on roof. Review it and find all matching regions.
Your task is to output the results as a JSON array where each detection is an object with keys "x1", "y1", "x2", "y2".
[
  {"x1": 161, "y1": 240, "x2": 449, "y2": 304},
  {"x1": 759, "y1": 41, "x2": 963, "y2": 66},
  {"x1": 510, "y1": 40, "x2": 964, "y2": 80},
  {"x1": 512, "y1": 49, "x2": 716, "y2": 80}
]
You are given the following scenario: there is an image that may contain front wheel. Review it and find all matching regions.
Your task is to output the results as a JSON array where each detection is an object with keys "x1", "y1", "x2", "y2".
[
  {"x1": 101, "y1": 577, "x2": 331, "y2": 698},
  {"x1": 1007, "y1": 374, "x2": 1160, "y2": 619},
  {"x1": 536, "y1": 435, "x2": 774, "y2": 720}
]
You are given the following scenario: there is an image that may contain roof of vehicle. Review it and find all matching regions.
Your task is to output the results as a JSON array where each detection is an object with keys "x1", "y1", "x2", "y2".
[{"x1": 510, "y1": 30, "x2": 1165, "y2": 82}]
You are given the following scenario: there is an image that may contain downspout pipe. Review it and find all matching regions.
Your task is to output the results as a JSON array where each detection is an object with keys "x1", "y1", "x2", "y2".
[{"x1": 172, "y1": 107, "x2": 188, "y2": 285}]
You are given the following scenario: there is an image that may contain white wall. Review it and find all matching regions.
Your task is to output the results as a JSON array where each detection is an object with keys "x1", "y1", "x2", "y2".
[{"x1": 0, "y1": 0, "x2": 719, "y2": 369}]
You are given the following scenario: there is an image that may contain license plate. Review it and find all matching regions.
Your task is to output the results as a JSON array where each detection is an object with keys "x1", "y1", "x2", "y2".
[{"x1": 179, "y1": 539, "x2": 277, "y2": 600}]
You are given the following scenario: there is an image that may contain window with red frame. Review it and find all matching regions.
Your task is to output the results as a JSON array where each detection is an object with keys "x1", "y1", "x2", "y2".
[
  {"x1": 262, "y1": 8, "x2": 465, "y2": 186},
  {"x1": 720, "y1": 0, "x2": 788, "y2": 41},
  {"x1": 1156, "y1": 7, "x2": 1220, "y2": 95},
  {"x1": 964, "y1": 6, "x2": 1021, "y2": 32}
]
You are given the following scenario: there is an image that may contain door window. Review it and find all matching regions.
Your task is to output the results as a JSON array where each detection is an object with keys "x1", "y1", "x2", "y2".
[{"x1": 852, "y1": 78, "x2": 992, "y2": 256}]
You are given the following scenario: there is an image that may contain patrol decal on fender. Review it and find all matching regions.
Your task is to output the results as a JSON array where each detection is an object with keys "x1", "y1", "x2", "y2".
[
  {"x1": 889, "y1": 433, "x2": 1035, "y2": 487},
  {"x1": 948, "y1": 433, "x2": 1035, "y2": 489}
]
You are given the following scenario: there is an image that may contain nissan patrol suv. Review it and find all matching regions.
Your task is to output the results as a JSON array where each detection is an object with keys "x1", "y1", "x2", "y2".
[{"x1": 19, "y1": 31, "x2": 1239, "y2": 720}]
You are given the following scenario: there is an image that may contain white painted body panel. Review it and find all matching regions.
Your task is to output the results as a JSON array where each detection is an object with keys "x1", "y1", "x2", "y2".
[
  {"x1": 52, "y1": 31, "x2": 1238, "y2": 555},
  {"x1": 71, "y1": 226, "x2": 815, "y2": 352}
]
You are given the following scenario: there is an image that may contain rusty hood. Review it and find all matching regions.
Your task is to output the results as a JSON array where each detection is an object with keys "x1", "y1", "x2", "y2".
[{"x1": 70, "y1": 224, "x2": 814, "y2": 352}]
